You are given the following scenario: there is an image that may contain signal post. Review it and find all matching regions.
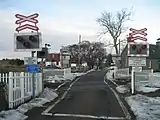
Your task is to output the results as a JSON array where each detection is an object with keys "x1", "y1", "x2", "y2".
[
  {"x1": 14, "y1": 13, "x2": 42, "y2": 98},
  {"x1": 128, "y1": 28, "x2": 149, "y2": 94}
]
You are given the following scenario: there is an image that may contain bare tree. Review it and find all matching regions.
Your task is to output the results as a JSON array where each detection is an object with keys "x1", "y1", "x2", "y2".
[{"x1": 97, "y1": 8, "x2": 132, "y2": 54}]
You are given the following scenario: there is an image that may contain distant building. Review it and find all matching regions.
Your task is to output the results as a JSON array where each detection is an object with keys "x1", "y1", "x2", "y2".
[
  {"x1": 46, "y1": 53, "x2": 60, "y2": 65},
  {"x1": 60, "y1": 52, "x2": 71, "y2": 68},
  {"x1": 60, "y1": 47, "x2": 71, "y2": 68},
  {"x1": 121, "y1": 39, "x2": 160, "y2": 72}
]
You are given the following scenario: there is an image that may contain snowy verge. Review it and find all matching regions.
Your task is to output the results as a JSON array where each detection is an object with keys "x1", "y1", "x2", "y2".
[
  {"x1": 135, "y1": 72, "x2": 160, "y2": 93},
  {"x1": 125, "y1": 94, "x2": 160, "y2": 120},
  {"x1": 46, "y1": 68, "x2": 94, "y2": 83},
  {"x1": 136, "y1": 86, "x2": 160, "y2": 93},
  {"x1": 105, "y1": 70, "x2": 114, "y2": 80},
  {"x1": 116, "y1": 85, "x2": 130, "y2": 94},
  {"x1": 47, "y1": 72, "x2": 85, "y2": 83},
  {"x1": 0, "y1": 87, "x2": 58, "y2": 120}
]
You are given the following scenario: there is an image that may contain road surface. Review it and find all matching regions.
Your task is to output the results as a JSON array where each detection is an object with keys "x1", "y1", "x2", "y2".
[{"x1": 26, "y1": 71, "x2": 129, "y2": 120}]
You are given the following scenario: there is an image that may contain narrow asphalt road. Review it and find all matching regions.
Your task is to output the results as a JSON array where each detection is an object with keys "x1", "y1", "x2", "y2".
[{"x1": 26, "y1": 71, "x2": 128, "y2": 120}]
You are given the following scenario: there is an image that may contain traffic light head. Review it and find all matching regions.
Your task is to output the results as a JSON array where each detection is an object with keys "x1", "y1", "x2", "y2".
[
  {"x1": 141, "y1": 45, "x2": 146, "y2": 50},
  {"x1": 132, "y1": 45, "x2": 136, "y2": 50},
  {"x1": 37, "y1": 47, "x2": 48, "y2": 58},
  {"x1": 14, "y1": 32, "x2": 42, "y2": 52},
  {"x1": 128, "y1": 43, "x2": 149, "y2": 56}
]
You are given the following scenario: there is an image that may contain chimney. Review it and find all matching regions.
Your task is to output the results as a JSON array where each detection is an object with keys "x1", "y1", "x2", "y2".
[{"x1": 156, "y1": 38, "x2": 160, "y2": 47}]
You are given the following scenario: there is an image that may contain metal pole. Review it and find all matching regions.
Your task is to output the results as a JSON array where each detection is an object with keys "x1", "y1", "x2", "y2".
[
  {"x1": 31, "y1": 51, "x2": 35, "y2": 98},
  {"x1": 41, "y1": 57, "x2": 44, "y2": 90},
  {"x1": 41, "y1": 44, "x2": 48, "y2": 90},
  {"x1": 119, "y1": 39, "x2": 120, "y2": 55},
  {"x1": 78, "y1": 34, "x2": 81, "y2": 68}
]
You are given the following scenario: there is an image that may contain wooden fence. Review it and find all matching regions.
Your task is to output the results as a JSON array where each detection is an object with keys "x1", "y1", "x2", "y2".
[{"x1": 0, "y1": 72, "x2": 42, "y2": 109}]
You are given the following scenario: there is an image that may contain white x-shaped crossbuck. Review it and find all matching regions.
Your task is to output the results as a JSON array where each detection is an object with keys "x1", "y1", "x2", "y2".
[
  {"x1": 130, "y1": 36, "x2": 147, "y2": 41},
  {"x1": 15, "y1": 13, "x2": 39, "y2": 24},
  {"x1": 130, "y1": 28, "x2": 147, "y2": 36}
]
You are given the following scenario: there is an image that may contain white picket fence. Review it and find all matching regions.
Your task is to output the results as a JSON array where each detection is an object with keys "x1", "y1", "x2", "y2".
[
  {"x1": 131, "y1": 71, "x2": 160, "y2": 94},
  {"x1": 0, "y1": 72, "x2": 42, "y2": 109},
  {"x1": 142, "y1": 69, "x2": 153, "y2": 73},
  {"x1": 43, "y1": 68, "x2": 71, "y2": 81},
  {"x1": 115, "y1": 68, "x2": 130, "y2": 80}
]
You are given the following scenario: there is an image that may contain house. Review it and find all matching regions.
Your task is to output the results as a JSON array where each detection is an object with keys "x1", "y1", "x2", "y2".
[
  {"x1": 121, "y1": 39, "x2": 160, "y2": 72},
  {"x1": 46, "y1": 53, "x2": 60, "y2": 66},
  {"x1": 60, "y1": 52, "x2": 71, "y2": 68}
]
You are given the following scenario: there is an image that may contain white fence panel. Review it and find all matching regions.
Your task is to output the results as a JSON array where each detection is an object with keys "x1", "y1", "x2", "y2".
[
  {"x1": 142, "y1": 69, "x2": 153, "y2": 73},
  {"x1": 132, "y1": 72, "x2": 160, "y2": 94},
  {"x1": 35, "y1": 73, "x2": 42, "y2": 96},
  {"x1": 115, "y1": 68, "x2": 129, "y2": 79},
  {"x1": 43, "y1": 68, "x2": 71, "y2": 81},
  {"x1": 134, "y1": 72, "x2": 149, "y2": 91},
  {"x1": 0, "y1": 72, "x2": 42, "y2": 109},
  {"x1": 64, "y1": 68, "x2": 71, "y2": 76}
]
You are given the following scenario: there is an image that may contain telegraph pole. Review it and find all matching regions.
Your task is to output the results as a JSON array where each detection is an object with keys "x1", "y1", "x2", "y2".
[
  {"x1": 31, "y1": 51, "x2": 35, "y2": 98},
  {"x1": 78, "y1": 34, "x2": 81, "y2": 68},
  {"x1": 119, "y1": 39, "x2": 120, "y2": 55}
]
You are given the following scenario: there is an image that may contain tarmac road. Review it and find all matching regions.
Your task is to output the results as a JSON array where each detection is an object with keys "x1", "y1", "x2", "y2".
[{"x1": 26, "y1": 71, "x2": 128, "y2": 120}]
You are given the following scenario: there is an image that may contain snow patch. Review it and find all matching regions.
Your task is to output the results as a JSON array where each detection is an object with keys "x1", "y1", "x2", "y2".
[
  {"x1": 116, "y1": 85, "x2": 130, "y2": 93},
  {"x1": 40, "y1": 87, "x2": 58, "y2": 101},
  {"x1": 47, "y1": 72, "x2": 85, "y2": 83},
  {"x1": 0, "y1": 110, "x2": 27, "y2": 120},
  {"x1": 136, "y1": 86, "x2": 159, "y2": 93},
  {"x1": 0, "y1": 87, "x2": 58, "y2": 120},
  {"x1": 135, "y1": 72, "x2": 160, "y2": 93},
  {"x1": 126, "y1": 94, "x2": 160, "y2": 120},
  {"x1": 106, "y1": 70, "x2": 114, "y2": 80}
]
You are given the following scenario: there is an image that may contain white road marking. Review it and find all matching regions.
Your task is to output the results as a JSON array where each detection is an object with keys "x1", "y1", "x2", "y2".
[
  {"x1": 46, "y1": 113, "x2": 126, "y2": 119},
  {"x1": 104, "y1": 77, "x2": 131, "y2": 120},
  {"x1": 109, "y1": 79, "x2": 119, "y2": 86},
  {"x1": 55, "y1": 82, "x2": 66, "y2": 91},
  {"x1": 41, "y1": 78, "x2": 80, "y2": 115},
  {"x1": 41, "y1": 112, "x2": 52, "y2": 116}
]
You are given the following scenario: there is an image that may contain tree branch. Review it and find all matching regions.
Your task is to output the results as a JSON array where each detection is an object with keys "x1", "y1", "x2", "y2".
[{"x1": 97, "y1": 8, "x2": 132, "y2": 54}]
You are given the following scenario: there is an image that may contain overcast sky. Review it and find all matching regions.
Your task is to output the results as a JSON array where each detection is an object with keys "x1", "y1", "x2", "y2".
[{"x1": 0, "y1": 0, "x2": 160, "y2": 59}]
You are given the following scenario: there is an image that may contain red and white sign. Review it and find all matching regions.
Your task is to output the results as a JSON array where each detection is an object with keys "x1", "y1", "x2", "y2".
[
  {"x1": 15, "y1": 13, "x2": 39, "y2": 32},
  {"x1": 16, "y1": 24, "x2": 39, "y2": 32},
  {"x1": 127, "y1": 42, "x2": 149, "y2": 57},
  {"x1": 130, "y1": 28, "x2": 147, "y2": 36},
  {"x1": 15, "y1": 13, "x2": 39, "y2": 24},
  {"x1": 129, "y1": 28, "x2": 147, "y2": 42},
  {"x1": 130, "y1": 36, "x2": 147, "y2": 42}
]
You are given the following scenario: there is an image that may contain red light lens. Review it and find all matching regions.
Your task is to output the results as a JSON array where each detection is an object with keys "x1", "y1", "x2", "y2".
[
  {"x1": 132, "y1": 45, "x2": 136, "y2": 50},
  {"x1": 142, "y1": 45, "x2": 146, "y2": 50}
]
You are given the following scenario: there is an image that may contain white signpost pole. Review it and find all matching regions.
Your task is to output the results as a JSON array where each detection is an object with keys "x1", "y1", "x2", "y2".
[
  {"x1": 128, "y1": 28, "x2": 148, "y2": 94},
  {"x1": 131, "y1": 70, "x2": 135, "y2": 94}
]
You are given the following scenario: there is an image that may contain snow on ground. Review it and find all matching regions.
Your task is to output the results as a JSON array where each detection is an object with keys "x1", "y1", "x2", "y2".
[
  {"x1": 135, "y1": 72, "x2": 160, "y2": 93},
  {"x1": 0, "y1": 87, "x2": 58, "y2": 120},
  {"x1": 116, "y1": 85, "x2": 130, "y2": 94},
  {"x1": 106, "y1": 70, "x2": 114, "y2": 80},
  {"x1": 47, "y1": 69, "x2": 95, "y2": 83},
  {"x1": 136, "y1": 86, "x2": 159, "y2": 93},
  {"x1": 46, "y1": 72, "x2": 84, "y2": 83},
  {"x1": 125, "y1": 94, "x2": 160, "y2": 120}
]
